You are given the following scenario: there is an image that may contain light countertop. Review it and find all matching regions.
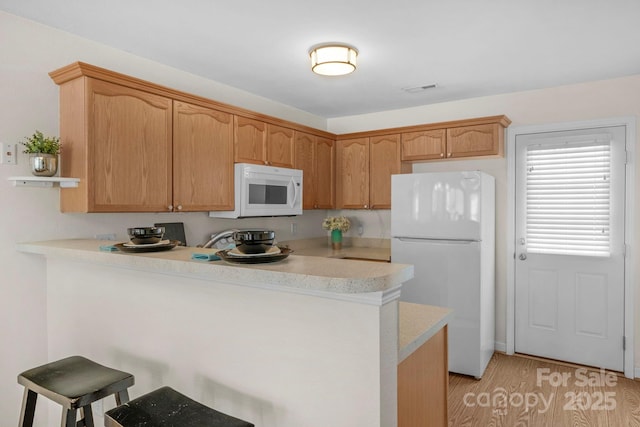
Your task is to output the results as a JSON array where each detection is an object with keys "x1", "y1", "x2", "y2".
[
  {"x1": 398, "y1": 302, "x2": 453, "y2": 363},
  {"x1": 19, "y1": 239, "x2": 449, "y2": 366},
  {"x1": 280, "y1": 237, "x2": 391, "y2": 262},
  {"x1": 16, "y1": 239, "x2": 411, "y2": 299}
]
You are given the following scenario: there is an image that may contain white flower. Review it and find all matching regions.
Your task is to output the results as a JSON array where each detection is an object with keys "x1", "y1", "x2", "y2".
[{"x1": 322, "y1": 216, "x2": 351, "y2": 232}]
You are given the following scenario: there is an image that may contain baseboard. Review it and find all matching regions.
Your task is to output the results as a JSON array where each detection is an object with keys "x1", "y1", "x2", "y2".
[{"x1": 494, "y1": 341, "x2": 506, "y2": 353}]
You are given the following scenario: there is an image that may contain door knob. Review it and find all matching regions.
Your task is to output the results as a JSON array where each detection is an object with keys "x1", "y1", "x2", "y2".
[{"x1": 519, "y1": 253, "x2": 527, "y2": 260}]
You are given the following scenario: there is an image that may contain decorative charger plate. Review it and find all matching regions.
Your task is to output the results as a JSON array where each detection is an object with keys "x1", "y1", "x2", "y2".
[
  {"x1": 227, "y1": 246, "x2": 282, "y2": 257},
  {"x1": 114, "y1": 240, "x2": 179, "y2": 253},
  {"x1": 218, "y1": 247, "x2": 292, "y2": 264}
]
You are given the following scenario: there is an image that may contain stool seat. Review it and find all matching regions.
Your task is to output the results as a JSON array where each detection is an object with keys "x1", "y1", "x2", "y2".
[
  {"x1": 18, "y1": 355, "x2": 134, "y2": 427},
  {"x1": 105, "y1": 386, "x2": 254, "y2": 427}
]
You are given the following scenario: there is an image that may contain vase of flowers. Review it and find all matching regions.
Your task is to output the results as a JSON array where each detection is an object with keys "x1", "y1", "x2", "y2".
[
  {"x1": 322, "y1": 216, "x2": 350, "y2": 250},
  {"x1": 20, "y1": 130, "x2": 61, "y2": 177}
]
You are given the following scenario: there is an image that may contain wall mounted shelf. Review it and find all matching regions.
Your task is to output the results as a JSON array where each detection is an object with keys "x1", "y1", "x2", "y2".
[{"x1": 8, "y1": 176, "x2": 80, "y2": 188}]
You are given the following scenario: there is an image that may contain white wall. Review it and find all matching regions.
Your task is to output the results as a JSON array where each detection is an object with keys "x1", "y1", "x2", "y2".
[
  {"x1": 328, "y1": 75, "x2": 640, "y2": 366},
  {"x1": 0, "y1": 11, "x2": 328, "y2": 425}
]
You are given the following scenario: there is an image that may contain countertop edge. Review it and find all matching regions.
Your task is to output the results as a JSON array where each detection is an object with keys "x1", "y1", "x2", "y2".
[
  {"x1": 398, "y1": 303, "x2": 454, "y2": 363},
  {"x1": 17, "y1": 240, "x2": 413, "y2": 306}
]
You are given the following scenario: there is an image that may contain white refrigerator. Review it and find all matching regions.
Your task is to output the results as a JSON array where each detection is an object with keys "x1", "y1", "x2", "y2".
[{"x1": 391, "y1": 171, "x2": 495, "y2": 378}]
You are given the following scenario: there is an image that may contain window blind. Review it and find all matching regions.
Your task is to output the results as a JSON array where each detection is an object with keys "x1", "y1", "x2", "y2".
[{"x1": 525, "y1": 140, "x2": 611, "y2": 257}]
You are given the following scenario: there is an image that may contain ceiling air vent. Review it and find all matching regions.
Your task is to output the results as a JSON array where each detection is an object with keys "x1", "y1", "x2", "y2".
[{"x1": 402, "y1": 84, "x2": 437, "y2": 93}]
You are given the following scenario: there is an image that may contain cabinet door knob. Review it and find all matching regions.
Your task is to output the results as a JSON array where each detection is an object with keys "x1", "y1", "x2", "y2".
[
  {"x1": 440, "y1": 153, "x2": 444, "y2": 158},
  {"x1": 168, "y1": 205, "x2": 173, "y2": 211},
  {"x1": 177, "y1": 205, "x2": 183, "y2": 211},
  {"x1": 364, "y1": 204, "x2": 368, "y2": 208},
  {"x1": 447, "y1": 153, "x2": 452, "y2": 158}
]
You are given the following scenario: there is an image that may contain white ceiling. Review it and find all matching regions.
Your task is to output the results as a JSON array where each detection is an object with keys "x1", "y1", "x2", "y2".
[{"x1": 2, "y1": 0, "x2": 640, "y2": 118}]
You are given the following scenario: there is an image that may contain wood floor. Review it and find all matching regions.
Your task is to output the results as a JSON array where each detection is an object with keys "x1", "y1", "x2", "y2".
[{"x1": 448, "y1": 353, "x2": 640, "y2": 426}]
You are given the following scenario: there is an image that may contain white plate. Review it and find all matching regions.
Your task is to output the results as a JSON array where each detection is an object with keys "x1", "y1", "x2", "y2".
[
  {"x1": 227, "y1": 246, "x2": 282, "y2": 257},
  {"x1": 123, "y1": 239, "x2": 171, "y2": 248}
]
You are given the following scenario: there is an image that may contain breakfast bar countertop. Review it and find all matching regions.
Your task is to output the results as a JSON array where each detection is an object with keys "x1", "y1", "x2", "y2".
[{"x1": 16, "y1": 239, "x2": 410, "y2": 298}]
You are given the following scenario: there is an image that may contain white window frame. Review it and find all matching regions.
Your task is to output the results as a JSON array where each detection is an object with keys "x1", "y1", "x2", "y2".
[{"x1": 506, "y1": 117, "x2": 636, "y2": 379}]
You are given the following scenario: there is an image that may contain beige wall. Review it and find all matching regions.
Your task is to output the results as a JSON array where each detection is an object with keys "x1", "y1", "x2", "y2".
[{"x1": 328, "y1": 75, "x2": 640, "y2": 371}]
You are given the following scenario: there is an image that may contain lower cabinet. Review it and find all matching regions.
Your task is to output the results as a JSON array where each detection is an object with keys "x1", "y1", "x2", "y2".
[{"x1": 398, "y1": 326, "x2": 448, "y2": 427}]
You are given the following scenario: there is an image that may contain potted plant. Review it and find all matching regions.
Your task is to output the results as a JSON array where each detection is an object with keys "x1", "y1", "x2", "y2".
[
  {"x1": 21, "y1": 130, "x2": 61, "y2": 177},
  {"x1": 322, "y1": 215, "x2": 351, "y2": 250}
]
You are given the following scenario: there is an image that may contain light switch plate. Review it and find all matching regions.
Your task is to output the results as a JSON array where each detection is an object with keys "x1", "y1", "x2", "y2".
[{"x1": 1, "y1": 143, "x2": 17, "y2": 165}]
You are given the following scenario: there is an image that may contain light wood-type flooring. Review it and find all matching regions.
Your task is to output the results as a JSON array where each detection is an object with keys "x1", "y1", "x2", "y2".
[{"x1": 448, "y1": 353, "x2": 640, "y2": 426}]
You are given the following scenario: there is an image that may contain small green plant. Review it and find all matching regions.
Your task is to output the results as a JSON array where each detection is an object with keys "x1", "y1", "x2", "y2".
[{"x1": 21, "y1": 130, "x2": 61, "y2": 155}]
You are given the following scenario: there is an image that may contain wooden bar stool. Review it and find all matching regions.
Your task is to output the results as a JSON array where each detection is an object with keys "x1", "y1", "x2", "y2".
[
  {"x1": 18, "y1": 355, "x2": 134, "y2": 427},
  {"x1": 104, "y1": 386, "x2": 254, "y2": 427}
]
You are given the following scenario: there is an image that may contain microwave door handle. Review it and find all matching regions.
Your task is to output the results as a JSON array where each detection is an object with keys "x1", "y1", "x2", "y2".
[{"x1": 289, "y1": 177, "x2": 299, "y2": 208}]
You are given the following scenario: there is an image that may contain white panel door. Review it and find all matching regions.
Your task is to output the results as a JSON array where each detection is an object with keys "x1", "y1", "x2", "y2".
[{"x1": 514, "y1": 126, "x2": 626, "y2": 371}]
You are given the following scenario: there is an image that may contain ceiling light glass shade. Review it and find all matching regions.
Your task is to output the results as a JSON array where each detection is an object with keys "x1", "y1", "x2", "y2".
[{"x1": 310, "y1": 45, "x2": 358, "y2": 76}]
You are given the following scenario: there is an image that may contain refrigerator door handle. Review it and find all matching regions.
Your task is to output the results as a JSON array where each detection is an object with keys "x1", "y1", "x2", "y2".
[{"x1": 395, "y1": 237, "x2": 480, "y2": 244}]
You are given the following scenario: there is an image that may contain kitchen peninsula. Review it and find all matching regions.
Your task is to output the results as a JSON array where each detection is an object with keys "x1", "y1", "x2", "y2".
[{"x1": 18, "y1": 239, "x2": 442, "y2": 427}]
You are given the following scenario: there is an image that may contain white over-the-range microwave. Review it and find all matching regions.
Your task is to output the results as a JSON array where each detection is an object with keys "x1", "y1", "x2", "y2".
[{"x1": 209, "y1": 163, "x2": 303, "y2": 218}]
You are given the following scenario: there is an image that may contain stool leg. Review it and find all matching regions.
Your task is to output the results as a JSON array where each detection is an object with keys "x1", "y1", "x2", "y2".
[
  {"x1": 18, "y1": 388, "x2": 37, "y2": 427},
  {"x1": 115, "y1": 389, "x2": 130, "y2": 405},
  {"x1": 78, "y1": 405, "x2": 94, "y2": 427},
  {"x1": 61, "y1": 408, "x2": 76, "y2": 427}
]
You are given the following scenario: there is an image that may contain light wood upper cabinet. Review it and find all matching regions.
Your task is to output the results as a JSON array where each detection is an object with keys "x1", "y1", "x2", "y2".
[
  {"x1": 370, "y1": 134, "x2": 406, "y2": 209},
  {"x1": 400, "y1": 119, "x2": 508, "y2": 161},
  {"x1": 234, "y1": 116, "x2": 266, "y2": 165},
  {"x1": 336, "y1": 138, "x2": 370, "y2": 209},
  {"x1": 235, "y1": 117, "x2": 294, "y2": 168},
  {"x1": 54, "y1": 73, "x2": 235, "y2": 213},
  {"x1": 294, "y1": 132, "x2": 335, "y2": 209},
  {"x1": 337, "y1": 134, "x2": 407, "y2": 209},
  {"x1": 401, "y1": 129, "x2": 446, "y2": 161},
  {"x1": 294, "y1": 131, "x2": 316, "y2": 210},
  {"x1": 49, "y1": 63, "x2": 511, "y2": 214},
  {"x1": 173, "y1": 101, "x2": 234, "y2": 211},
  {"x1": 60, "y1": 78, "x2": 173, "y2": 212},
  {"x1": 314, "y1": 136, "x2": 335, "y2": 209},
  {"x1": 446, "y1": 123, "x2": 503, "y2": 158},
  {"x1": 266, "y1": 124, "x2": 294, "y2": 167}
]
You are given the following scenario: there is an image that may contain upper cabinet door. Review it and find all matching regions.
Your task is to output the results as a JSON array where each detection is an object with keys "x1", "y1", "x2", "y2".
[
  {"x1": 294, "y1": 131, "x2": 316, "y2": 210},
  {"x1": 234, "y1": 116, "x2": 266, "y2": 164},
  {"x1": 314, "y1": 137, "x2": 335, "y2": 209},
  {"x1": 88, "y1": 79, "x2": 173, "y2": 212},
  {"x1": 336, "y1": 138, "x2": 369, "y2": 209},
  {"x1": 173, "y1": 101, "x2": 234, "y2": 212},
  {"x1": 266, "y1": 124, "x2": 295, "y2": 168},
  {"x1": 446, "y1": 123, "x2": 502, "y2": 158},
  {"x1": 369, "y1": 134, "x2": 402, "y2": 209},
  {"x1": 401, "y1": 129, "x2": 446, "y2": 161}
]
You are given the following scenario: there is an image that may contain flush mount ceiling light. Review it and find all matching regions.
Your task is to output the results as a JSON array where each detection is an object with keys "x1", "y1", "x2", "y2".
[{"x1": 309, "y1": 44, "x2": 358, "y2": 76}]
